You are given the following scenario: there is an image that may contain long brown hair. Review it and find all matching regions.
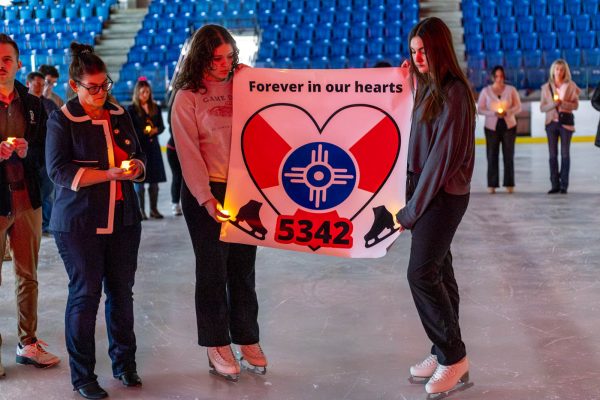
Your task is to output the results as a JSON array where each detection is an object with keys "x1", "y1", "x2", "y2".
[
  {"x1": 173, "y1": 24, "x2": 239, "y2": 93},
  {"x1": 408, "y1": 17, "x2": 476, "y2": 122},
  {"x1": 131, "y1": 79, "x2": 158, "y2": 116}
]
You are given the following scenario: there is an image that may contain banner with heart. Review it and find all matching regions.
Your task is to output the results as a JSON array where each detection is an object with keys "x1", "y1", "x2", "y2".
[{"x1": 220, "y1": 67, "x2": 412, "y2": 258}]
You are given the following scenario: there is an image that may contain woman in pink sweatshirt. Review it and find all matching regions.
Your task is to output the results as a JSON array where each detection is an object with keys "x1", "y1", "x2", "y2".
[{"x1": 170, "y1": 24, "x2": 267, "y2": 382}]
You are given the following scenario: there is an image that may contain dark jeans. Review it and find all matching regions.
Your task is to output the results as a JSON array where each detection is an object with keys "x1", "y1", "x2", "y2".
[
  {"x1": 54, "y1": 203, "x2": 141, "y2": 389},
  {"x1": 484, "y1": 122, "x2": 516, "y2": 188},
  {"x1": 181, "y1": 181, "x2": 259, "y2": 346},
  {"x1": 406, "y1": 189, "x2": 470, "y2": 366},
  {"x1": 545, "y1": 121, "x2": 573, "y2": 191},
  {"x1": 166, "y1": 147, "x2": 182, "y2": 204},
  {"x1": 39, "y1": 166, "x2": 54, "y2": 232}
]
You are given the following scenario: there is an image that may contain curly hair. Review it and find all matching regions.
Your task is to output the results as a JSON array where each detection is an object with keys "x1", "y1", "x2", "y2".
[{"x1": 173, "y1": 24, "x2": 239, "y2": 93}]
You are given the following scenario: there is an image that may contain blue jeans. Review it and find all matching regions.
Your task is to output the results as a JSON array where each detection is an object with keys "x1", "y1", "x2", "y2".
[
  {"x1": 545, "y1": 121, "x2": 573, "y2": 191},
  {"x1": 54, "y1": 204, "x2": 141, "y2": 389}
]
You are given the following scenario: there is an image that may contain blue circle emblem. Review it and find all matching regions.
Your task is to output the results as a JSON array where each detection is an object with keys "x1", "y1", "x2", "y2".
[{"x1": 281, "y1": 142, "x2": 356, "y2": 210}]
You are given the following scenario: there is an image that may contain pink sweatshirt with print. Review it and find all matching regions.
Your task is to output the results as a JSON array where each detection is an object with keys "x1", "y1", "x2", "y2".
[{"x1": 171, "y1": 79, "x2": 233, "y2": 205}]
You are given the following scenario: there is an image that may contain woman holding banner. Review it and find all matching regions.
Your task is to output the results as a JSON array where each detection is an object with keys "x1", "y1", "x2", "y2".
[
  {"x1": 170, "y1": 24, "x2": 267, "y2": 382},
  {"x1": 395, "y1": 17, "x2": 475, "y2": 397}
]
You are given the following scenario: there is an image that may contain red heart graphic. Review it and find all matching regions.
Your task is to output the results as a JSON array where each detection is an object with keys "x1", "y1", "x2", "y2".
[{"x1": 240, "y1": 103, "x2": 401, "y2": 221}]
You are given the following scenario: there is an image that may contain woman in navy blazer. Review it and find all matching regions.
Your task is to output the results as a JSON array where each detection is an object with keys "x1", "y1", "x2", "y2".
[{"x1": 46, "y1": 42, "x2": 146, "y2": 400}]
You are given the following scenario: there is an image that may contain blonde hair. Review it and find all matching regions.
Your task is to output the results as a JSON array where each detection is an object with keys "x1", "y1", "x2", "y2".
[{"x1": 548, "y1": 59, "x2": 572, "y2": 84}]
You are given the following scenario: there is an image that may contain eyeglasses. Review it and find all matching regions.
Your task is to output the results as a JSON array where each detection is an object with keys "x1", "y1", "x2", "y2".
[{"x1": 75, "y1": 78, "x2": 113, "y2": 95}]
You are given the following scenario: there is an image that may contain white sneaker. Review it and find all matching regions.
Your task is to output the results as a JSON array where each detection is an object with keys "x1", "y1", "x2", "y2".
[
  {"x1": 171, "y1": 203, "x2": 182, "y2": 216},
  {"x1": 410, "y1": 354, "x2": 438, "y2": 378},
  {"x1": 425, "y1": 357, "x2": 469, "y2": 394},
  {"x1": 16, "y1": 339, "x2": 60, "y2": 368},
  {"x1": 240, "y1": 343, "x2": 267, "y2": 374},
  {"x1": 207, "y1": 345, "x2": 240, "y2": 381}
]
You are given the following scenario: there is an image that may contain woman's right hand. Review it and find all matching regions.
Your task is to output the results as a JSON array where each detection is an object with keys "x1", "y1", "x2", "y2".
[{"x1": 202, "y1": 198, "x2": 221, "y2": 222}]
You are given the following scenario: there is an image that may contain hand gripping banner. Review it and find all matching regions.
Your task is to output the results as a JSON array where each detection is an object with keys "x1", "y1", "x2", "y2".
[{"x1": 220, "y1": 67, "x2": 412, "y2": 258}]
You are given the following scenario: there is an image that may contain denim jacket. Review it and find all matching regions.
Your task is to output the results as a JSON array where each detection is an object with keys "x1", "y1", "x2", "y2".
[{"x1": 46, "y1": 98, "x2": 146, "y2": 234}]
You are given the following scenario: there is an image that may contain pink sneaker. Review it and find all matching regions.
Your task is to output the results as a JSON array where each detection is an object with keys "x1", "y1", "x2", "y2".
[{"x1": 16, "y1": 339, "x2": 60, "y2": 368}]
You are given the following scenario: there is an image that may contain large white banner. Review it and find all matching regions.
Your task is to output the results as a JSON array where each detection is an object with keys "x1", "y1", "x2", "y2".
[{"x1": 220, "y1": 67, "x2": 412, "y2": 258}]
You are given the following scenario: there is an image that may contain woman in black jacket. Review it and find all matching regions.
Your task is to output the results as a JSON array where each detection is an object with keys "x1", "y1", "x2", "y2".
[
  {"x1": 395, "y1": 17, "x2": 475, "y2": 397},
  {"x1": 127, "y1": 79, "x2": 166, "y2": 219}
]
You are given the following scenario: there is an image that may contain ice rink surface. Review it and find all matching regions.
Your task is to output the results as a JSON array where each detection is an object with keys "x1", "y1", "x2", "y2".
[{"x1": 1, "y1": 142, "x2": 600, "y2": 399}]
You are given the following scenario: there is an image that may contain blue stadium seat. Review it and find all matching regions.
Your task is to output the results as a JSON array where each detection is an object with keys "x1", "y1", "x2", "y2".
[
  {"x1": 582, "y1": 0, "x2": 599, "y2": 15},
  {"x1": 65, "y1": 4, "x2": 78, "y2": 18},
  {"x1": 403, "y1": 4, "x2": 419, "y2": 21},
  {"x1": 502, "y1": 32, "x2": 519, "y2": 50},
  {"x1": 297, "y1": 25, "x2": 314, "y2": 41},
  {"x1": 279, "y1": 26, "x2": 296, "y2": 41},
  {"x1": 329, "y1": 56, "x2": 348, "y2": 69},
  {"x1": 311, "y1": 56, "x2": 329, "y2": 69},
  {"x1": 293, "y1": 57, "x2": 311, "y2": 69},
  {"x1": 573, "y1": 14, "x2": 591, "y2": 31},
  {"x1": 467, "y1": 68, "x2": 488, "y2": 91},
  {"x1": 582, "y1": 48, "x2": 600, "y2": 65},
  {"x1": 519, "y1": 32, "x2": 538, "y2": 49},
  {"x1": 276, "y1": 40, "x2": 294, "y2": 59},
  {"x1": 286, "y1": 9, "x2": 303, "y2": 25},
  {"x1": 499, "y1": 16, "x2": 516, "y2": 33},
  {"x1": 588, "y1": 66, "x2": 600, "y2": 87},
  {"x1": 50, "y1": 5, "x2": 64, "y2": 19},
  {"x1": 479, "y1": 0, "x2": 497, "y2": 18},
  {"x1": 80, "y1": 4, "x2": 94, "y2": 18},
  {"x1": 367, "y1": 5, "x2": 385, "y2": 23},
  {"x1": 531, "y1": 0, "x2": 548, "y2": 16},
  {"x1": 514, "y1": 0, "x2": 531, "y2": 16},
  {"x1": 386, "y1": 20, "x2": 401, "y2": 37},
  {"x1": 482, "y1": 16, "x2": 498, "y2": 35},
  {"x1": 543, "y1": 48, "x2": 561, "y2": 66},
  {"x1": 566, "y1": 0, "x2": 582, "y2": 15},
  {"x1": 484, "y1": 33, "x2": 501, "y2": 51},
  {"x1": 554, "y1": 15, "x2": 572, "y2": 32},
  {"x1": 577, "y1": 30, "x2": 596, "y2": 48},
  {"x1": 523, "y1": 49, "x2": 543, "y2": 67},
  {"x1": 496, "y1": 0, "x2": 513, "y2": 17},
  {"x1": 350, "y1": 21, "x2": 368, "y2": 39},
  {"x1": 462, "y1": 2, "x2": 479, "y2": 21},
  {"x1": 557, "y1": 31, "x2": 576, "y2": 48},
  {"x1": 539, "y1": 32, "x2": 557, "y2": 50},
  {"x1": 294, "y1": 39, "x2": 312, "y2": 58},
  {"x1": 464, "y1": 18, "x2": 481, "y2": 35},
  {"x1": 526, "y1": 68, "x2": 547, "y2": 88},
  {"x1": 384, "y1": 36, "x2": 402, "y2": 56},
  {"x1": 505, "y1": 50, "x2": 523, "y2": 68},
  {"x1": 367, "y1": 37, "x2": 385, "y2": 56},
  {"x1": 95, "y1": 4, "x2": 110, "y2": 20},
  {"x1": 486, "y1": 51, "x2": 504, "y2": 67},
  {"x1": 314, "y1": 23, "x2": 331, "y2": 40},
  {"x1": 466, "y1": 34, "x2": 484, "y2": 52},
  {"x1": 34, "y1": 6, "x2": 49, "y2": 19},
  {"x1": 369, "y1": 20, "x2": 385, "y2": 38},
  {"x1": 548, "y1": 0, "x2": 565, "y2": 15},
  {"x1": 535, "y1": 15, "x2": 553, "y2": 32},
  {"x1": 563, "y1": 48, "x2": 582, "y2": 66},
  {"x1": 351, "y1": 5, "x2": 368, "y2": 23},
  {"x1": 516, "y1": 15, "x2": 534, "y2": 33},
  {"x1": 467, "y1": 52, "x2": 486, "y2": 69},
  {"x1": 348, "y1": 37, "x2": 367, "y2": 55},
  {"x1": 347, "y1": 54, "x2": 366, "y2": 68},
  {"x1": 386, "y1": 4, "x2": 401, "y2": 22},
  {"x1": 570, "y1": 66, "x2": 587, "y2": 88},
  {"x1": 330, "y1": 38, "x2": 348, "y2": 57}
]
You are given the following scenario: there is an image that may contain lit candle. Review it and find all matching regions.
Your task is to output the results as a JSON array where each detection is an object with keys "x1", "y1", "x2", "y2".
[
  {"x1": 6, "y1": 137, "x2": 16, "y2": 145},
  {"x1": 497, "y1": 107, "x2": 504, "y2": 114},
  {"x1": 144, "y1": 125, "x2": 152, "y2": 134},
  {"x1": 216, "y1": 204, "x2": 231, "y2": 222},
  {"x1": 120, "y1": 160, "x2": 132, "y2": 171},
  {"x1": 553, "y1": 94, "x2": 559, "y2": 101}
]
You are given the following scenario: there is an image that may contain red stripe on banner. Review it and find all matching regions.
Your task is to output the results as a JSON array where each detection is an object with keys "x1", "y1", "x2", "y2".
[
  {"x1": 349, "y1": 117, "x2": 399, "y2": 193},
  {"x1": 243, "y1": 114, "x2": 292, "y2": 189}
]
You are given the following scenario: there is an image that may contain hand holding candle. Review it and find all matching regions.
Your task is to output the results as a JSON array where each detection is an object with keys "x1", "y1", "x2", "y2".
[
  {"x1": 553, "y1": 93, "x2": 559, "y2": 102},
  {"x1": 216, "y1": 203, "x2": 231, "y2": 222},
  {"x1": 144, "y1": 125, "x2": 152, "y2": 134},
  {"x1": 6, "y1": 136, "x2": 16, "y2": 145},
  {"x1": 120, "y1": 160, "x2": 132, "y2": 171}
]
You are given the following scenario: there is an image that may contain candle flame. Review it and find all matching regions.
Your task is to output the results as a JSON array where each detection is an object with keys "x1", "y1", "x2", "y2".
[
  {"x1": 216, "y1": 204, "x2": 231, "y2": 222},
  {"x1": 120, "y1": 160, "x2": 132, "y2": 171},
  {"x1": 497, "y1": 107, "x2": 504, "y2": 114},
  {"x1": 553, "y1": 94, "x2": 559, "y2": 101},
  {"x1": 144, "y1": 125, "x2": 152, "y2": 134},
  {"x1": 6, "y1": 136, "x2": 16, "y2": 145}
]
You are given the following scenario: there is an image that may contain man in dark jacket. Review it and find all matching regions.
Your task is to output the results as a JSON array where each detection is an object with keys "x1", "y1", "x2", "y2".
[{"x1": 0, "y1": 34, "x2": 59, "y2": 377}]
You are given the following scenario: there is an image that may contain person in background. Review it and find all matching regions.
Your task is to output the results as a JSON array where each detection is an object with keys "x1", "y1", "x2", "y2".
[
  {"x1": 39, "y1": 64, "x2": 65, "y2": 108},
  {"x1": 0, "y1": 33, "x2": 60, "y2": 378},
  {"x1": 27, "y1": 72, "x2": 59, "y2": 236},
  {"x1": 477, "y1": 65, "x2": 521, "y2": 194},
  {"x1": 591, "y1": 80, "x2": 600, "y2": 148},
  {"x1": 166, "y1": 97, "x2": 183, "y2": 216},
  {"x1": 540, "y1": 59, "x2": 580, "y2": 194},
  {"x1": 127, "y1": 78, "x2": 166, "y2": 220},
  {"x1": 46, "y1": 42, "x2": 146, "y2": 399},
  {"x1": 171, "y1": 24, "x2": 267, "y2": 382},
  {"x1": 396, "y1": 17, "x2": 475, "y2": 396}
]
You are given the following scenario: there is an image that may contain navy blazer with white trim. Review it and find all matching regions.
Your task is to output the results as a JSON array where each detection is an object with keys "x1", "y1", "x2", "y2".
[{"x1": 46, "y1": 98, "x2": 146, "y2": 234}]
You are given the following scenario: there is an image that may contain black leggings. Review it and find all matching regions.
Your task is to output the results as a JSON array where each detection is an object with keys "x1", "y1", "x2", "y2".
[{"x1": 166, "y1": 147, "x2": 182, "y2": 204}]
